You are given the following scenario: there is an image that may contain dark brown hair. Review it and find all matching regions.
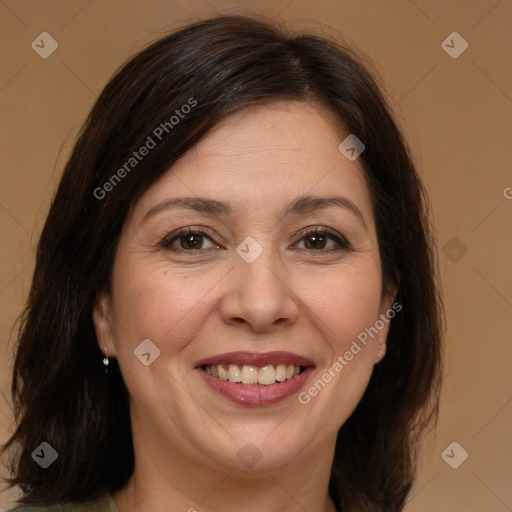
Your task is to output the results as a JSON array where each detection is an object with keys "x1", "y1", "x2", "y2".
[{"x1": 2, "y1": 13, "x2": 442, "y2": 512}]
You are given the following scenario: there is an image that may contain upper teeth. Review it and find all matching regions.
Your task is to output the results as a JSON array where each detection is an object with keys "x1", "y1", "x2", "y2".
[{"x1": 204, "y1": 364, "x2": 301, "y2": 385}]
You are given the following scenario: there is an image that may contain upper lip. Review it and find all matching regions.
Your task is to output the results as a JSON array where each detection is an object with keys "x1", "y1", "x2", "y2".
[{"x1": 195, "y1": 351, "x2": 315, "y2": 368}]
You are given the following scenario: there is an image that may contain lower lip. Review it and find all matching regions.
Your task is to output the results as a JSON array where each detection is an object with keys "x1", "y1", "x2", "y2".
[{"x1": 197, "y1": 367, "x2": 314, "y2": 407}]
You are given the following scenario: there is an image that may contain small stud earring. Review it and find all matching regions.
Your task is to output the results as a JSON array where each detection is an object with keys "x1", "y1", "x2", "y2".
[{"x1": 102, "y1": 347, "x2": 109, "y2": 370}]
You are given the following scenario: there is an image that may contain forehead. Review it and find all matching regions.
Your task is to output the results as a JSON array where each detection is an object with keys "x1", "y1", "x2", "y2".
[{"x1": 133, "y1": 101, "x2": 372, "y2": 220}]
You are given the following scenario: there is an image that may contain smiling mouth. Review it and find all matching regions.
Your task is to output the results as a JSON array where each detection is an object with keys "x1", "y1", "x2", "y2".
[
  {"x1": 195, "y1": 351, "x2": 315, "y2": 406},
  {"x1": 202, "y1": 364, "x2": 307, "y2": 385}
]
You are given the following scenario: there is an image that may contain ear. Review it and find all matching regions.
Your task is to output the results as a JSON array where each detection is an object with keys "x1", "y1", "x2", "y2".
[
  {"x1": 92, "y1": 289, "x2": 117, "y2": 358},
  {"x1": 374, "y1": 285, "x2": 399, "y2": 364}
]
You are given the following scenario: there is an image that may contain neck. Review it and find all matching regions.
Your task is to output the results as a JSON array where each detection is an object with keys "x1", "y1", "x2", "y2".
[{"x1": 113, "y1": 432, "x2": 338, "y2": 512}]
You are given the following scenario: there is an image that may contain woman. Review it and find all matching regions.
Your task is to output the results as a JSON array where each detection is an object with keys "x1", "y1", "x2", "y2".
[{"x1": 2, "y1": 13, "x2": 442, "y2": 512}]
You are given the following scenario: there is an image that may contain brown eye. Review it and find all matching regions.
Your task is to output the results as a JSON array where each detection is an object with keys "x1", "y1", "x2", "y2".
[
  {"x1": 304, "y1": 233, "x2": 327, "y2": 249},
  {"x1": 293, "y1": 228, "x2": 351, "y2": 252},
  {"x1": 179, "y1": 233, "x2": 204, "y2": 250},
  {"x1": 162, "y1": 229, "x2": 220, "y2": 251}
]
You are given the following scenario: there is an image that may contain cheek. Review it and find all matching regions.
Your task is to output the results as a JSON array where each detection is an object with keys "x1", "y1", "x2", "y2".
[
  {"x1": 110, "y1": 262, "x2": 221, "y2": 357},
  {"x1": 294, "y1": 262, "x2": 383, "y2": 427},
  {"x1": 299, "y1": 261, "x2": 383, "y2": 347}
]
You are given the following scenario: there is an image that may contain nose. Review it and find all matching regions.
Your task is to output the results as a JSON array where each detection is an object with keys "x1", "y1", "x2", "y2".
[{"x1": 219, "y1": 252, "x2": 300, "y2": 333}]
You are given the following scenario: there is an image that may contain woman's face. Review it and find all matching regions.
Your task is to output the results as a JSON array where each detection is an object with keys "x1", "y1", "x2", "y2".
[{"x1": 94, "y1": 100, "x2": 394, "y2": 472}]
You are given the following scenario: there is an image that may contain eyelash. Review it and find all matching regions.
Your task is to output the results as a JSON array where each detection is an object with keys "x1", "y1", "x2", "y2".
[
  {"x1": 160, "y1": 226, "x2": 351, "y2": 253},
  {"x1": 294, "y1": 227, "x2": 351, "y2": 252},
  {"x1": 160, "y1": 226, "x2": 220, "y2": 251}
]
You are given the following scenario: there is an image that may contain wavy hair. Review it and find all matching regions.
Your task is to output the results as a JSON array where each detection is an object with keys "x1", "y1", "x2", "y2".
[{"x1": 2, "y1": 13, "x2": 442, "y2": 511}]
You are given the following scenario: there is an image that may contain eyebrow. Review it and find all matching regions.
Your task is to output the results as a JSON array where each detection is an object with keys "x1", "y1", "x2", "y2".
[
  {"x1": 142, "y1": 197, "x2": 232, "y2": 223},
  {"x1": 142, "y1": 194, "x2": 366, "y2": 228},
  {"x1": 285, "y1": 195, "x2": 367, "y2": 228}
]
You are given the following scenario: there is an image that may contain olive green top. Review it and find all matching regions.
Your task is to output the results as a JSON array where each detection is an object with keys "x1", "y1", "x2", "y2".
[{"x1": 6, "y1": 493, "x2": 119, "y2": 512}]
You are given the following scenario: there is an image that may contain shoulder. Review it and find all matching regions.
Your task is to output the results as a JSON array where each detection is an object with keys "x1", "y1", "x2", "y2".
[{"x1": 5, "y1": 493, "x2": 119, "y2": 512}]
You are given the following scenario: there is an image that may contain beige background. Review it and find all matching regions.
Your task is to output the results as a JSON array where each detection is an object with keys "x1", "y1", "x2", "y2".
[{"x1": 1, "y1": 0, "x2": 511, "y2": 510}]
